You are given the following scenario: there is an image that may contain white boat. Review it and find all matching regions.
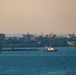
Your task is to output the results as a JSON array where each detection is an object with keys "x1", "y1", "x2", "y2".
[{"x1": 42, "y1": 46, "x2": 57, "y2": 52}]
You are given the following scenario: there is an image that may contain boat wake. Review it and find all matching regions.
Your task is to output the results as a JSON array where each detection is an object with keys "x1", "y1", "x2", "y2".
[
  {"x1": 43, "y1": 71, "x2": 66, "y2": 75},
  {"x1": 43, "y1": 69, "x2": 76, "y2": 75}
]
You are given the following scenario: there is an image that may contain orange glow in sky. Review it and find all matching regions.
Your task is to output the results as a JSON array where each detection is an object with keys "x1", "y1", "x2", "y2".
[{"x1": 0, "y1": 0, "x2": 76, "y2": 34}]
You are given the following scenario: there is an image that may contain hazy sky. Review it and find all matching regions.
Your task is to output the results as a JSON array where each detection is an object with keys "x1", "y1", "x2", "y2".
[{"x1": 0, "y1": 0, "x2": 76, "y2": 34}]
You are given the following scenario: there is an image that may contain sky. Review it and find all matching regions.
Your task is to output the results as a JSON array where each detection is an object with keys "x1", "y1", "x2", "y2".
[{"x1": 0, "y1": 0, "x2": 76, "y2": 34}]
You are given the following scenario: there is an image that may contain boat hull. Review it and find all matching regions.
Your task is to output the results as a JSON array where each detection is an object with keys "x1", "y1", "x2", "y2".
[{"x1": 42, "y1": 49, "x2": 57, "y2": 52}]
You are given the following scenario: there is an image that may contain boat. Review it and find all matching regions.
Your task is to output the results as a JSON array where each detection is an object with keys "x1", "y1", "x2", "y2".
[{"x1": 42, "y1": 46, "x2": 57, "y2": 52}]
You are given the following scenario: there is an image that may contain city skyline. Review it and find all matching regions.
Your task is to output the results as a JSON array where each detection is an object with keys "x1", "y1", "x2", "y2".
[{"x1": 0, "y1": 0, "x2": 76, "y2": 34}]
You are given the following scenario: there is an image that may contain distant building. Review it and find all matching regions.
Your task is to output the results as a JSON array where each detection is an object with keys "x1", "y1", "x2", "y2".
[
  {"x1": 45, "y1": 34, "x2": 48, "y2": 37},
  {"x1": 67, "y1": 41, "x2": 76, "y2": 46},
  {"x1": 0, "y1": 33, "x2": 5, "y2": 48},
  {"x1": 0, "y1": 33, "x2": 5, "y2": 41},
  {"x1": 22, "y1": 33, "x2": 34, "y2": 39},
  {"x1": 44, "y1": 33, "x2": 56, "y2": 38},
  {"x1": 67, "y1": 33, "x2": 75, "y2": 38},
  {"x1": 49, "y1": 33, "x2": 53, "y2": 37}
]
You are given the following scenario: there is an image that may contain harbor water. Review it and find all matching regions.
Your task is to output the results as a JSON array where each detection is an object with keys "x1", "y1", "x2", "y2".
[{"x1": 0, "y1": 47, "x2": 76, "y2": 75}]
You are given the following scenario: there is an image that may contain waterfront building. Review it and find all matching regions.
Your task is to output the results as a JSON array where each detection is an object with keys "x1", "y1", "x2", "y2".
[
  {"x1": 0, "y1": 33, "x2": 5, "y2": 41},
  {"x1": 68, "y1": 33, "x2": 75, "y2": 38}
]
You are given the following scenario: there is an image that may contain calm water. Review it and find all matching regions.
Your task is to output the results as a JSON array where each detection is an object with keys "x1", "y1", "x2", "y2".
[{"x1": 0, "y1": 47, "x2": 76, "y2": 75}]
